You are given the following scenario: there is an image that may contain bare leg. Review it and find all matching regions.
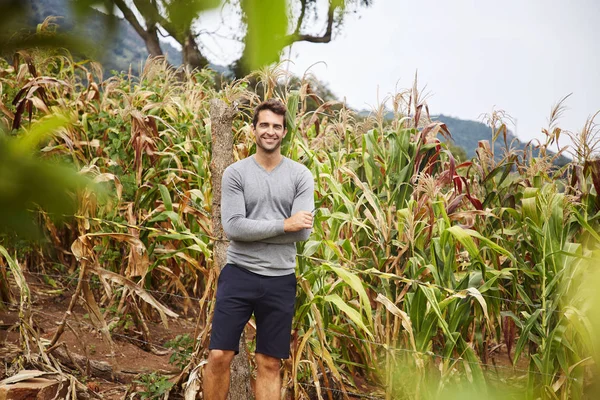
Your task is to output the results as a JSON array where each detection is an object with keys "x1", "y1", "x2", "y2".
[
  {"x1": 255, "y1": 353, "x2": 282, "y2": 400},
  {"x1": 203, "y1": 350, "x2": 235, "y2": 400}
]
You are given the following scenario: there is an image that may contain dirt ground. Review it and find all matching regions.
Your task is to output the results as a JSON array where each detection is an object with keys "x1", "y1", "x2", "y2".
[{"x1": 1, "y1": 272, "x2": 199, "y2": 399}]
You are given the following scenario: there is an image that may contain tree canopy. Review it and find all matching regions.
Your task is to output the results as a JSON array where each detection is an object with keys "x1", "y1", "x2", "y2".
[{"x1": 112, "y1": 0, "x2": 373, "y2": 76}]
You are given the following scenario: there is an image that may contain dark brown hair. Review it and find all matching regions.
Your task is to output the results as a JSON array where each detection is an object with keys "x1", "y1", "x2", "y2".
[{"x1": 252, "y1": 99, "x2": 287, "y2": 130}]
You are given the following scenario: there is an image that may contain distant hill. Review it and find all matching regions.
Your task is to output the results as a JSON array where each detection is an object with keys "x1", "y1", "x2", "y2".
[
  {"x1": 358, "y1": 110, "x2": 568, "y2": 166},
  {"x1": 437, "y1": 114, "x2": 569, "y2": 165}
]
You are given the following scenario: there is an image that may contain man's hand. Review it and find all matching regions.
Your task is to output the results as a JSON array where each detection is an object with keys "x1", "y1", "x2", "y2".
[{"x1": 284, "y1": 211, "x2": 313, "y2": 232}]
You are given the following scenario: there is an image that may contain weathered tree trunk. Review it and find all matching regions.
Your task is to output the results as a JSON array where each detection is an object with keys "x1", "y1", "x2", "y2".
[
  {"x1": 183, "y1": 31, "x2": 209, "y2": 70},
  {"x1": 144, "y1": 26, "x2": 164, "y2": 58},
  {"x1": 114, "y1": 0, "x2": 163, "y2": 58},
  {"x1": 209, "y1": 99, "x2": 254, "y2": 400}
]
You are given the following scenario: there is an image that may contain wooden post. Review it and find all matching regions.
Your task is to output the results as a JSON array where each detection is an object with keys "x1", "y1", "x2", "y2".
[{"x1": 209, "y1": 99, "x2": 254, "y2": 400}]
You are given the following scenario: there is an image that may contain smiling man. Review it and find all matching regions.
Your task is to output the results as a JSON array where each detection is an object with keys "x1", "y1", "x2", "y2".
[{"x1": 203, "y1": 99, "x2": 315, "y2": 399}]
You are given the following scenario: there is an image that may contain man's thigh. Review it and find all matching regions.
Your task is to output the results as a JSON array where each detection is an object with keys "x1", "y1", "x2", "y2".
[
  {"x1": 209, "y1": 264, "x2": 256, "y2": 353},
  {"x1": 254, "y1": 272, "x2": 296, "y2": 359}
]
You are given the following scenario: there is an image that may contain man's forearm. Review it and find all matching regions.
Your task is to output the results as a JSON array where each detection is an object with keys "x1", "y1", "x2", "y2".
[
  {"x1": 260, "y1": 228, "x2": 312, "y2": 244},
  {"x1": 223, "y1": 217, "x2": 285, "y2": 242},
  {"x1": 221, "y1": 167, "x2": 288, "y2": 242}
]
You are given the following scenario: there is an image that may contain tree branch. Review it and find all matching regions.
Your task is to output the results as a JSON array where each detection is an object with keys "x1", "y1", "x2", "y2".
[
  {"x1": 113, "y1": 0, "x2": 149, "y2": 40},
  {"x1": 127, "y1": 0, "x2": 208, "y2": 68},
  {"x1": 115, "y1": 0, "x2": 164, "y2": 57},
  {"x1": 294, "y1": 0, "x2": 307, "y2": 36},
  {"x1": 132, "y1": 0, "x2": 183, "y2": 43},
  {"x1": 286, "y1": 0, "x2": 337, "y2": 44}
]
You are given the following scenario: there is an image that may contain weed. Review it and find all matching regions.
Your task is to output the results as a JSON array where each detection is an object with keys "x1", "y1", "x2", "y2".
[
  {"x1": 133, "y1": 372, "x2": 174, "y2": 399},
  {"x1": 164, "y1": 334, "x2": 194, "y2": 369}
]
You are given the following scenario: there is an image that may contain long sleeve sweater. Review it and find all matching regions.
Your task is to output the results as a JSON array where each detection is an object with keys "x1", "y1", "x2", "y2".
[{"x1": 221, "y1": 155, "x2": 314, "y2": 276}]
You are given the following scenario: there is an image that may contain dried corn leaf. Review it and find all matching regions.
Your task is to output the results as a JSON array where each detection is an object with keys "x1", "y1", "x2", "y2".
[{"x1": 88, "y1": 265, "x2": 178, "y2": 327}]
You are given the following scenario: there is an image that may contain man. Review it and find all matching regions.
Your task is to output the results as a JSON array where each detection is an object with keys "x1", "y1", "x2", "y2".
[{"x1": 203, "y1": 99, "x2": 314, "y2": 399}]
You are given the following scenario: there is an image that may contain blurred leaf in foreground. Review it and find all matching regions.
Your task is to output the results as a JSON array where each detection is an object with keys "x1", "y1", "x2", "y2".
[
  {"x1": 240, "y1": 0, "x2": 288, "y2": 72},
  {"x1": 0, "y1": 0, "x2": 115, "y2": 62},
  {"x1": 0, "y1": 115, "x2": 91, "y2": 241}
]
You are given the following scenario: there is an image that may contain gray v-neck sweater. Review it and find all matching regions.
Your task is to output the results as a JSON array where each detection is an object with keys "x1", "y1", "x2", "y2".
[{"x1": 221, "y1": 155, "x2": 314, "y2": 276}]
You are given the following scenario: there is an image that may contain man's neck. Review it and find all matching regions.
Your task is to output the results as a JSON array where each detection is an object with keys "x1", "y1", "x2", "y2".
[{"x1": 254, "y1": 150, "x2": 283, "y2": 172}]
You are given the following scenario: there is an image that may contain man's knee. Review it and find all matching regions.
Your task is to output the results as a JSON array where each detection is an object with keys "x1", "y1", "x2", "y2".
[
  {"x1": 207, "y1": 350, "x2": 235, "y2": 371},
  {"x1": 256, "y1": 353, "x2": 281, "y2": 375}
]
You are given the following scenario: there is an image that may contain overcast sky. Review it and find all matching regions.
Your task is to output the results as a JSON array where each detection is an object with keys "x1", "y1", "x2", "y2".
[{"x1": 199, "y1": 0, "x2": 600, "y2": 153}]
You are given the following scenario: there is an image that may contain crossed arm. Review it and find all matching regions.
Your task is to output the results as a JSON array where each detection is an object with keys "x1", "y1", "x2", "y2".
[
  {"x1": 263, "y1": 174, "x2": 314, "y2": 243},
  {"x1": 220, "y1": 167, "x2": 314, "y2": 243}
]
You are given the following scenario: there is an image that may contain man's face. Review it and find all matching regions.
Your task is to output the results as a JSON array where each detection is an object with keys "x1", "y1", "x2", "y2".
[{"x1": 253, "y1": 109, "x2": 287, "y2": 154}]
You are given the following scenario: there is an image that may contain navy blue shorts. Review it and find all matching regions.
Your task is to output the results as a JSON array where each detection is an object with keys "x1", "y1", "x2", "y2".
[{"x1": 209, "y1": 264, "x2": 296, "y2": 359}]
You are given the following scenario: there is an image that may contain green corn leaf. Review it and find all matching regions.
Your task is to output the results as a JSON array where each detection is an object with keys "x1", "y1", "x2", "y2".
[
  {"x1": 522, "y1": 196, "x2": 539, "y2": 226},
  {"x1": 464, "y1": 287, "x2": 491, "y2": 325},
  {"x1": 302, "y1": 240, "x2": 321, "y2": 257},
  {"x1": 458, "y1": 226, "x2": 517, "y2": 264},
  {"x1": 573, "y1": 210, "x2": 600, "y2": 243},
  {"x1": 282, "y1": 90, "x2": 299, "y2": 156},
  {"x1": 420, "y1": 285, "x2": 456, "y2": 344},
  {"x1": 446, "y1": 225, "x2": 483, "y2": 263},
  {"x1": 159, "y1": 184, "x2": 173, "y2": 212},
  {"x1": 563, "y1": 306, "x2": 595, "y2": 356},
  {"x1": 324, "y1": 294, "x2": 373, "y2": 339},
  {"x1": 0, "y1": 245, "x2": 29, "y2": 303},
  {"x1": 514, "y1": 309, "x2": 542, "y2": 364},
  {"x1": 327, "y1": 264, "x2": 373, "y2": 324}
]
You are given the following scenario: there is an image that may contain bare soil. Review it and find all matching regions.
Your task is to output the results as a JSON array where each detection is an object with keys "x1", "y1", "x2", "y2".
[{"x1": 1, "y1": 272, "x2": 198, "y2": 399}]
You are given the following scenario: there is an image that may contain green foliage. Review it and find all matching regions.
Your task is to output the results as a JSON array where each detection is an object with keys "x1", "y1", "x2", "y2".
[
  {"x1": 133, "y1": 372, "x2": 174, "y2": 399},
  {"x1": 241, "y1": 0, "x2": 288, "y2": 71},
  {"x1": 164, "y1": 334, "x2": 194, "y2": 369},
  {"x1": 0, "y1": 117, "x2": 91, "y2": 241},
  {"x1": 165, "y1": 0, "x2": 220, "y2": 30}
]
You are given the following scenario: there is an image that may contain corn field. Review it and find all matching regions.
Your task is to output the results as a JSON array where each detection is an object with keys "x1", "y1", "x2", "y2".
[{"x1": 1, "y1": 49, "x2": 600, "y2": 399}]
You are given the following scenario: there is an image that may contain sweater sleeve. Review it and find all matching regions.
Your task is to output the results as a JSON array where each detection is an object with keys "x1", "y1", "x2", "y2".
[
  {"x1": 221, "y1": 166, "x2": 285, "y2": 241},
  {"x1": 261, "y1": 167, "x2": 315, "y2": 244}
]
